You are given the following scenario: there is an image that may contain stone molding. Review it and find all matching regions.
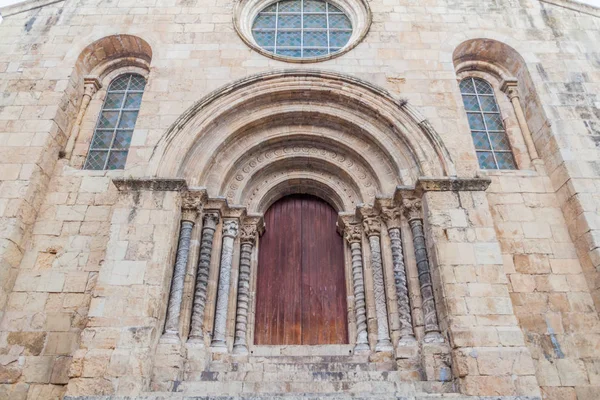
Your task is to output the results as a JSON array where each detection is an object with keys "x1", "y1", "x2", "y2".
[
  {"x1": 540, "y1": 0, "x2": 600, "y2": 17},
  {"x1": 0, "y1": 0, "x2": 64, "y2": 17},
  {"x1": 112, "y1": 177, "x2": 188, "y2": 192},
  {"x1": 415, "y1": 177, "x2": 491, "y2": 192}
]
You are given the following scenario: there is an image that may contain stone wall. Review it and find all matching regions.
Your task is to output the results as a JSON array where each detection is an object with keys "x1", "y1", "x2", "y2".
[{"x1": 0, "y1": 0, "x2": 599, "y2": 399}]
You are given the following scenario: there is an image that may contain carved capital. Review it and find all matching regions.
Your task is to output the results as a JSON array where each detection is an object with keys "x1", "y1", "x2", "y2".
[
  {"x1": 222, "y1": 219, "x2": 239, "y2": 238},
  {"x1": 203, "y1": 212, "x2": 220, "y2": 229},
  {"x1": 239, "y1": 224, "x2": 258, "y2": 245},
  {"x1": 362, "y1": 215, "x2": 382, "y2": 237},
  {"x1": 501, "y1": 79, "x2": 519, "y2": 100},
  {"x1": 381, "y1": 206, "x2": 403, "y2": 230},
  {"x1": 83, "y1": 77, "x2": 101, "y2": 97},
  {"x1": 181, "y1": 191, "x2": 206, "y2": 221},
  {"x1": 402, "y1": 198, "x2": 422, "y2": 222},
  {"x1": 344, "y1": 223, "x2": 362, "y2": 244}
]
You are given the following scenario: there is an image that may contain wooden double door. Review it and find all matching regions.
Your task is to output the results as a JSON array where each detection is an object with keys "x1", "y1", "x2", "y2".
[{"x1": 254, "y1": 194, "x2": 348, "y2": 345}]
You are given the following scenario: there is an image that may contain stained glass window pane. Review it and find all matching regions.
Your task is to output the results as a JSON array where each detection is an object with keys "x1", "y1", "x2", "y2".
[
  {"x1": 471, "y1": 131, "x2": 491, "y2": 150},
  {"x1": 107, "y1": 151, "x2": 128, "y2": 170},
  {"x1": 330, "y1": 30, "x2": 351, "y2": 47},
  {"x1": 84, "y1": 151, "x2": 108, "y2": 170},
  {"x1": 460, "y1": 77, "x2": 516, "y2": 170},
  {"x1": 496, "y1": 152, "x2": 517, "y2": 169},
  {"x1": 304, "y1": 14, "x2": 327, "y2": 28},
  {"x1": 277, "y1": 31, "x2": 302, "y2": 46},
  {"x1": 90, "y1": 130, "x2": 113, "y2": 149},
  {"x1": 279, "y1": 0, "x2": 301, "y2": 12},
  {"x1": 305, "y1": 0, "x2": 326, "y2": 12},
  {"x1": 84, "y1": 73, "x2": 145, "y2": 170},
  {"x1": 252, "y1": 0, "x2": 353, "y2": 59},
  {"x1": 278, "y1": 14, "x2": 301, "y2": 28},
  {"x1": 329, "y1": 14, "x2": 351, "y2": 29},
  {"x1": 477, "y1": 151, "x2": 497, "y2": 169},
  {"x1": 104, "y1": 93, "x2": 125, "y2": 109},
  {"x1": 304, "y1": 30, "x2": 328, "y2": 47}
]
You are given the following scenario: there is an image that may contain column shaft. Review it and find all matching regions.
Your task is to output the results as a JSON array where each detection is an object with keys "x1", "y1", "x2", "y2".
[
  {"x1": 388, "y1": 227, "x2": 416, "y2": 343},
  {"x1": 211, "y1": 219, "x2": 239, "y2": 351},
  {"x1": 188, "y1": 213, "x2": 219, "y2": 343},
  {"x1": 232, "y1": 241, "x2": 254, "y2": 354},
  {"x1": 162, "y1": 220, "x2": 194, "y2": 341}
]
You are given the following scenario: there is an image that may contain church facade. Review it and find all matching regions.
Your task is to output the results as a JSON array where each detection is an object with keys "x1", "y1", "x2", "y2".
[{"x1": 0, "y1": 0, "x2": 599, "y2": 399}]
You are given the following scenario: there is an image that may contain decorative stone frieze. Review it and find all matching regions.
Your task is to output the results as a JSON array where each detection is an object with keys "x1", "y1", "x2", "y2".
[
  {"x1": 415, "y1": 178, "x2": 491, "y2": 193},
  {"x1": 343, "y1": 223, "x2": 370, "y2": 353},
  {"x1": 402, "y1": 198, "x2": 444, "y2": 343},
  {"x1": 188, "y1": 212, "x2": 220, "y2": 344},
  {"x1": 381, "y1": 206, "x2": 416, "y2": 345},
  {"x1": 232, "y1": 220, "x2": 260, "y2": 355},
  {"x1": 211, "y1": 219, "x2": 239, "y2": 351},
  {"x1": 112, "y1": 177, "x2": 188, "y2": 192},
  {"x1": 362, "y1": 212, "x2": 394, "y2": 353}
]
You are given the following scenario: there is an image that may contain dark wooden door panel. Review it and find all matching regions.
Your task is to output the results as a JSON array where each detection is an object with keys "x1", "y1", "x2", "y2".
[{"x1": 255, "y1": 194, "x2": 348, "y2": 345}]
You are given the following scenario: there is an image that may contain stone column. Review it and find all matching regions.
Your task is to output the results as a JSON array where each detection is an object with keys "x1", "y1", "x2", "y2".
[
  {"x1": 232, "y1": 223, "x2": 258, "y2": 355},
  {"x1": 64, "y1": 77, "x2": 101, "y2": 159},
  {"x1": 188, "y1": 212, "x2": 220, "y2": 344},
  {"x1": 403, "y1": 198, "x2": 444, "y2": 343},
  {"x1": 501, "y1": 80, "x2": 540, "y2": 162},
  {"x1": 211, "y1": 219, "x2": 239, "y2": 351},
  {"x1": 161, "y1": 193, "x2": 203, "y2": 342},
  {"x1": 362, "y1": 213, "x2": 394, "y2": 352},
  {"x1": 381, "y1": 206, "x2": 416, "y2": 346},
  {"x1": 344, "y1": 223, "x2": 370, "y2": 353}
]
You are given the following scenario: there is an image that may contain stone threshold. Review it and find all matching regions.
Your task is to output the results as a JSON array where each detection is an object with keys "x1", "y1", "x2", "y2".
[{"x1": 246, "y1": 345, "x2": 356, "y2": 357}]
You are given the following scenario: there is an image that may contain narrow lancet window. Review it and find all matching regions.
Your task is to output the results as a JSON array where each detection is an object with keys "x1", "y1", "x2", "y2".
[
  {"x1": 84, "y1": 73, "x2": 146, "y2": 170},
  {"x1": 460, "y1": 77, "x2": 516, "y2": 170}
]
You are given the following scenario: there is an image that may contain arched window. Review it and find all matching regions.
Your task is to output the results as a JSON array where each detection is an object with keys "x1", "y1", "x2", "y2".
[
  {"x1": 84, "y1": 73, "x2": 146, "y2": 170},
  {"x1": 460, "y1": 77, "x2": 516, "y2": 170}
]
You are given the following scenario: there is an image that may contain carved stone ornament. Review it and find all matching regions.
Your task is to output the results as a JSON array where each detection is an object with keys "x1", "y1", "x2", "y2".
[
  {"x1": 362, "y1": 215, "x2": 382, "y2": 237},
  {"x1": 402, "y1": 198, "x2": 422, "y2": 222},
  {"x1": 381, "y1": 206, "x2": 402, "y2": 230},
  {"x1": 112, "y1": 178, "x2": 188, "y2": 192},
  {"x1": 344, "y1": 223, "x2": 363, "y2": 244},
  {"x1": 181, "y1": 191, "x2": 206, "y2": 221},
  {"x1": 239, "y1": 224, "x2": 258, "y2": 245}
]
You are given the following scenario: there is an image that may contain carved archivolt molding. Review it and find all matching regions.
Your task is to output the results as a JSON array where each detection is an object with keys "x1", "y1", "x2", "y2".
[{"x1": 149, "y1": 71, "x2": 455, "y2": 211}]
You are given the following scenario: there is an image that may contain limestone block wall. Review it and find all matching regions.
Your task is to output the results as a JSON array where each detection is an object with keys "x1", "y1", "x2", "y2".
[
  {"x1": 486, "y1": 169, "x2": 600, "y2": 400},
  {"x1": 0, "y1": 0, "x2": 598, "y2": 399}
]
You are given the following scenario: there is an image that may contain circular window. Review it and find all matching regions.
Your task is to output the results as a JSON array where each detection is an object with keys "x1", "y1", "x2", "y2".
[
  {"x1": 252, "y1": 0, "x2": 352, "y2": 59},
  {"x1": 234, "y1": 0, "x2": 371, "y2": 63}
]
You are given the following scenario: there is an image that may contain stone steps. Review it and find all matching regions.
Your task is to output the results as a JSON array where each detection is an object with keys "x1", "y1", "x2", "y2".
[
  {"x1": 176, "y1": 381, "x2": 456, "y2": 396},
  {"x1": 66, "y1": 395, "x2": 498, "y2": 400},
  {"x1": 202, "y1": 361, "x2": 398, "y2": 373},
  {"x1": 188, "y1": 370, "x2": 406, "y2": 382}
]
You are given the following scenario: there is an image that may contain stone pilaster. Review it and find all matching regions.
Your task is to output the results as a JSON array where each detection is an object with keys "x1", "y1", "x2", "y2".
[
  {"x1": 344, "y1": 223, "x2": 370, "y2": 353},
  {"x1": 381, "y1": 206, "x2": 416, "y2": 347},
  {"x1": 188, "y1": 212, "x2": 220, "y2": 344},
  {"x1": 211, "y1": 219, "x2": 239, "y2": 351},
  {"x1": 362, "y1": 213, "x2": 394, "y2": 353},
  {"x1": 232, "y1": 222, "x2": 259, "y2": 355},
  {"x1": 161, "y1": 192, "x2": 204, "y2": 342}
]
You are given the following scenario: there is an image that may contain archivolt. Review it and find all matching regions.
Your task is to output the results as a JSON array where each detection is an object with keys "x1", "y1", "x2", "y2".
[{"x1": 149, "y1": 70, "x2": 454, "y2": 213}]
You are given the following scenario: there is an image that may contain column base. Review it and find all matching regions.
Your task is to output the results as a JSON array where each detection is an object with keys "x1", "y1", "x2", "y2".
[
  {"x1": 353, "y1": 342, "x2": 370, "y2": 354},
  {"x1": 396, "y1": 336, "x2": 419, "y2": 359},
  {"x1": 186, "y1": 335, "x2": 205, "y2": 346},
  {"x1": 210, "y1": 339, "x2": 228, "y2": 353},
  {"x1": 423, "y1": 331, "x2": 445, "y2": 344},
  {"x1": 375, "y1": 339, "x2": 394, "y2": 353},
  {"x1": 159, "y1": 331, "x2": 181, "y2": 344},
  {"x1": 232, "y1": 344, "x2": 249, "y2": 355}
]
